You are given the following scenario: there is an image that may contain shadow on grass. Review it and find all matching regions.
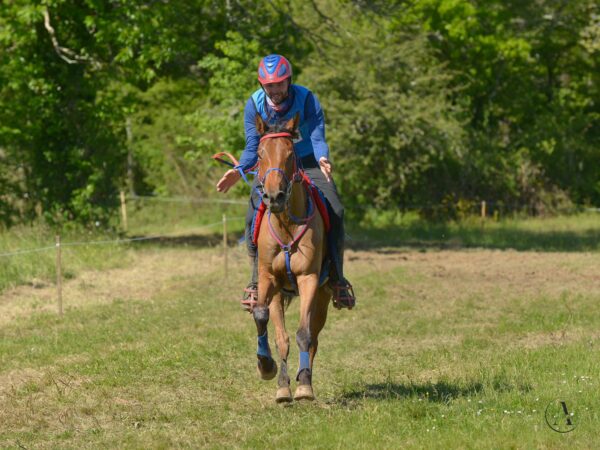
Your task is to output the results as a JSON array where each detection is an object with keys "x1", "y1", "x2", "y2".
[
  {"x1": 348, "y1": 222, "x2": 600, "y2": 253},
  {"x1": 336, "y1": 378, "x2": 532, "y2": 404},
  {"x1": 337, "y1": 380, "x2": 484, "y2": 404}
]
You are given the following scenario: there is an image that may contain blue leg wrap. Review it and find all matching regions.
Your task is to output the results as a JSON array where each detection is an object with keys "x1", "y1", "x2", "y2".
[
  {"x1": 257, "y1": 332, "x2": 271, "y2": 358},
  {"x1": 299, "y1": 351, "x2": 310, "y2": 372}
]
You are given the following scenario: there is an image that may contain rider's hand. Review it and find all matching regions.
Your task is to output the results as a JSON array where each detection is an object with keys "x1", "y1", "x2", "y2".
[
  {"x1": 319, "y1": 157, "x2": 332, "y2": 182},
  {"x1": 216, "y1": 169, "x2": 241, "y2": 193}
]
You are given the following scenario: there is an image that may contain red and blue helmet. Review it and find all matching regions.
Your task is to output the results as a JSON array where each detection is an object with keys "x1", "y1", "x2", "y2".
[{"x1": 257, "y1": 54, "x2": 292, "y2": 84}]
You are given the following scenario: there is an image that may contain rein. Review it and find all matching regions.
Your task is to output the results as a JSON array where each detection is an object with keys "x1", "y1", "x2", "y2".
[{"x1": 211, "y1": 151, "x2": 257, "y2": 187}]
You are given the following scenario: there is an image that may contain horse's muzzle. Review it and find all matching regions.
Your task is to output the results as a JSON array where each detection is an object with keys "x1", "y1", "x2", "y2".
[{"x1": 263, "y1": 190, "x2": 286, "y2": 213}]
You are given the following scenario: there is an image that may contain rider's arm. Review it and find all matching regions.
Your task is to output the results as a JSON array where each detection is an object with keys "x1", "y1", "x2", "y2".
[
  {"x1": 237, "y1": 98, "x2": 261, "y2": 172},
  {"x1": 304, "y1": 92, "x2": 330, "y2": 162}
]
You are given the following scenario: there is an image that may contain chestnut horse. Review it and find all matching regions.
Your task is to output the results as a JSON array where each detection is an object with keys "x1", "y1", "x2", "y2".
[{"x1": 252, "y1": 113, "x2": 331, "y2": 403}]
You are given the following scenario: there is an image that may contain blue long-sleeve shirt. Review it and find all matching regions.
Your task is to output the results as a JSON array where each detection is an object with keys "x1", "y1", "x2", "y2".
[{"x1": 238, "y1": 85, "x2": 330, "y2": 172}]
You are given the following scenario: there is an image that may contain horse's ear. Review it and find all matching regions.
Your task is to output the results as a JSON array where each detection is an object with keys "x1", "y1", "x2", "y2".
[
  {"x1": 284, "y1": 113, "x2": 300, "y2": 137},
  {"x1": 255, "y1": 114, "x2": 266, "y2": 136}
]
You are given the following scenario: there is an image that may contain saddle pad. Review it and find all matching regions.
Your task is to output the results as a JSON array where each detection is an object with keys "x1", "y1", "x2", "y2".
[
  {"x1": 252, "y1": 202, "x2": 267, "y2": 245},
  {"x1": 301, "y1": 171, "x2": 331, "y2": 233}
]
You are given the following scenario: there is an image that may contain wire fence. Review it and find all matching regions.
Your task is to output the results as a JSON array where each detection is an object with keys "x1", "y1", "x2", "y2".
[
  {"x1": 0, "y1": 205, "x2": 246, "y2": 316},
  {"x1": 0, "y1": 219, "x2": 244, "y2": 260},
  {"x1": 130, "y1": 194, "x2": 247, "y2": 206},
  {"x1": 3, "y1": 190, "x2": 599, "y2": 260},
  {"x1": 1, "y1": 190, "x2": 599, "y2": 316},
  {"x1": 126, "y1": 191, "x2": 599, "y2": 215},
  {"x1": 63, "y1": 188, "x2": 600, "y2": 215}
]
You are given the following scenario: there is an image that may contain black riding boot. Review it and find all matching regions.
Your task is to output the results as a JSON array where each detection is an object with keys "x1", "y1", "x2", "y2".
[{"x1": 329, "y1": 218, "x2": 356, "y2": 309}]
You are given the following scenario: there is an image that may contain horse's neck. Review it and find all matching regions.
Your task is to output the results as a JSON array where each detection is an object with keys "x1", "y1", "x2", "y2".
[{"x1": 289, "y1": 181, "x2": 307, "y2": 220}]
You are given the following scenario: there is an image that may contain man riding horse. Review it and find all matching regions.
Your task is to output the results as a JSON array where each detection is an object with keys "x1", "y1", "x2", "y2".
[{"x1": 216, "y1": 54, "x2": 355, "y2": 311}]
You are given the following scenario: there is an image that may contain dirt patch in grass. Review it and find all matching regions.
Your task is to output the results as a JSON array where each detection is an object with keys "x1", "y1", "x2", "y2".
[
  {"x1": 0, "y1": 246, "x2": 247, "y2": 327},
  {"x1": 351, "y1": 248, "x2": 600, "y2": 297},
  {"x1": 3, "y1": 246, "x2": 598, "y2": 330},
  {"x1": 347, "y1": 248, "x2": 600, "y2": 324},
  {"x1": 343, "y1": 248, "x2": 600, "y2": 351},
  {"x1": 2, "y1": 245, "x2": 599, "y2": 353},
  {"x1": 513, "y1": 329, "x2": 600, "y2": 349}
]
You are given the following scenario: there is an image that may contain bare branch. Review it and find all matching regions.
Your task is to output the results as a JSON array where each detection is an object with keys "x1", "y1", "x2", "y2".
[
  {"x1": 265, "y1": 0, "x2": 338, "y2": 58},
  {"x1": 42, "y1": 7, "x2": 90, "y2": 65},
  {"x1": 307, "y1": 0, "x2": 336, "y2": 28}
]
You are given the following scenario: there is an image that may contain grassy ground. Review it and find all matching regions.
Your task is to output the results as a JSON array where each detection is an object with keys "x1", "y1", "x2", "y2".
[
  {"x1": 0, "y1": 200, "x2": 246, "y2": 294},
  {"x1": 353, "y1": 211, "x2": 600, "y2": 252},
  {"x1": 0, "y1": 224, "x2": 131, "y2": 293},
  {"x1": 1, "y1": 213, "x2": 599, "y2": 448},
  {"x1": 124, "y1": 197, "x2": 247, "y2": 236}
]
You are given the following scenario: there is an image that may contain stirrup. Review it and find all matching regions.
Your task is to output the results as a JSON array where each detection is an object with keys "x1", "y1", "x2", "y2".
[
  {"x1": 331, "y1": 280, "x2": 356, "y2": 310},
  {"x1": 241, "y1": 283, "x2": 258, "y2": 313}
]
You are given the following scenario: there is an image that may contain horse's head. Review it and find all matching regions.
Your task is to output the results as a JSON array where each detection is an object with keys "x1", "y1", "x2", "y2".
[{"x1": 256, "y1": 113, "x2": 300, "y2": 213}]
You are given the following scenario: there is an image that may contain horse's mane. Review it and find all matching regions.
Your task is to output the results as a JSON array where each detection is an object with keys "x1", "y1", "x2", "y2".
[{"x1": 263, "y1": 122, "x2": 298, "y2": 139}]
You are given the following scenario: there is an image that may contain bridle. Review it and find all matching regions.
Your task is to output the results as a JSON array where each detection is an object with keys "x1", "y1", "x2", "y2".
[{"x1": 257, "y1": 131, "x2": 301, "y2": 208}]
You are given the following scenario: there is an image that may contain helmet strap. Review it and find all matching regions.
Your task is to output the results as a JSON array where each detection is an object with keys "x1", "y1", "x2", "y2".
[{"x1": 260, "y1": 80, "x2": 293, "y2": 114}]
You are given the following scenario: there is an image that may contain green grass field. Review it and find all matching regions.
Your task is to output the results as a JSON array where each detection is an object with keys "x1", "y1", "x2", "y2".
[
  {"x1": 1, "y1": 212, "x2": 599, "y2": 448},
  {"x1": 0, "y1": 224, "x2": 131, "y2": 293}
]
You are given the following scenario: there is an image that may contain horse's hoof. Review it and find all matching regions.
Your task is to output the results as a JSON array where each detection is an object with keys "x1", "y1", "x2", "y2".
[
  {"x1": 275, "y1": 387, "x2": 293, "y2": 403},
  {"x1": 294, "y1": 384, "x2": 315, "y2": 401},
  {"x1": 256, "y1": 357, "x2": 277, "y2": 380}
]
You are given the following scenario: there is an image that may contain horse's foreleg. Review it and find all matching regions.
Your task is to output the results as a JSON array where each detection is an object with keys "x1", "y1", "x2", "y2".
[
  {"x1": 269, "y1": 293, "x2": 292, "y2": 403},
  {"x1": 309, "y1": 287, "x2": 331, "y2": 372},
  {"x1": 294, "y1": 273, "x2": 319, "y2": 401},
  {"x1": 253, "y1": 274, "x2": 277, "y2": 381}
]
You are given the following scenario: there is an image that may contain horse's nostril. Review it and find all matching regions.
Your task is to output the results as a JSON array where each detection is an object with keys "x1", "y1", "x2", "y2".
[{"x1": 275, "y1": 192, "x2": 286, "y2": 204}]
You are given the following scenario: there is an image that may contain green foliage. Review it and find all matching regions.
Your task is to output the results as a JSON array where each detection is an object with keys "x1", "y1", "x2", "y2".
[
  {"x1": 0, "y1": 0, "x2": 598, "y2": 226},
  {"x1": 299, "y1": 3, "x2": 465, "y2": 210},
  {"x1": 0, "y1": 0, "x2": 258, "y2": 224},
  {"x1": 185, "y1": 32, "x2": 261, "y2": 166},
  {"x1": 129, "y1": 79, "x2": 210, "y2": 197},
  {"x1": 405, "y1": 0, "x2": 600, "y2": 208}
]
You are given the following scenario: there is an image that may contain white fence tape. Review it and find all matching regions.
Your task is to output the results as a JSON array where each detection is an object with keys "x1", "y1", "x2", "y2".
[
  {"x1": 131, "y1": 194, "x2": 246, "y2": 206},
  {"x1": 0, "y1": 217, "x2": 245, "y2": 259},
  {"x1": 0, "y1": 245, "x2": 57, "y2": 258}
]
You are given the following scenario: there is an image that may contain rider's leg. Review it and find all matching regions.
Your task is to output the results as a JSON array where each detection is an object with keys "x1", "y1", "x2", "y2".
[
  {"x1": 242, "y1": 179, "x2": 261, "y2": 312},
  {"x1": 301, "y1": 157, "x2": 355, "y2": 309}
]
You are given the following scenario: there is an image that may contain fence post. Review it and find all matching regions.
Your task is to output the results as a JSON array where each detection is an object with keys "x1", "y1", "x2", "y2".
[
  {"x1": 120, "y1": 190, "x2": 128, "y2": 232},
  {"x1": 56, "y1": 234, "x2": 63, "y2": 317},
  {"x1": 223, "y1": 214, "x2": 228, "y2": 278}
]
